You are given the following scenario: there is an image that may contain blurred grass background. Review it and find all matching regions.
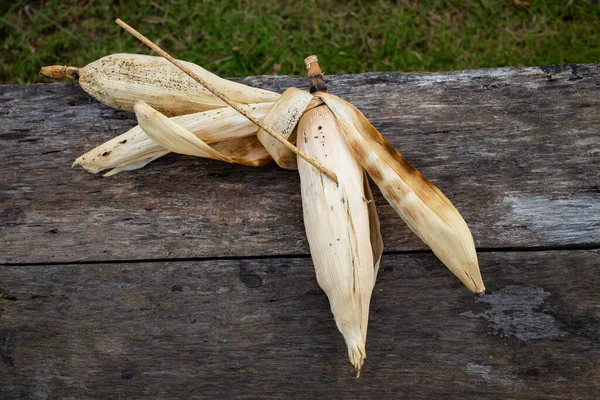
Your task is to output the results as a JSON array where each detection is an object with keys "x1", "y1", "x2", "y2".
[{"x1": 1, "y1": 0, "x2": 598, "y2": 83}]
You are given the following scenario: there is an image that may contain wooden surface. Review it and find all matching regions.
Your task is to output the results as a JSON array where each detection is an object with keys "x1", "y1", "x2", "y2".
[{"x1": 1, "y1": 64, "x2": 599, "y2": 399}]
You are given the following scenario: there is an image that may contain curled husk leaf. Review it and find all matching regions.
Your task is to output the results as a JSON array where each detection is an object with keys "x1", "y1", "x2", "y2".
[
  {"x1": 256, "y1": 87, "x2": 314, "y2": 169},
  {"x1": 316, "y1": 92, "x2": 485, "y2": 293},
  {"x1": 73, "y1": 102, "x2": 274, "y2": 175}
]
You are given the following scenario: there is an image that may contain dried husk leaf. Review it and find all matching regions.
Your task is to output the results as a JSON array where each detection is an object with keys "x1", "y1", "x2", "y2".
[
  {"x1": 317, "y1": 92, "x2": 484, "y2": 293},
  {"x1": 73, "y1": 102, "x2": 274, "y2": 175},
  {"x1": 102, "y1": 154, "x2": 166, "y2": 176},
  {"x1": 297, "y1": 104, "x2": 381, "y2": 373},
  {"x1": 256, "y1": 88, "x2": 314, "y2": 169},
  {"x1": 100, "y1": 137, "x2": 271, "y2": 177},
  {"x1": 133, "y1": 102, "x2": 236, "y2": 163},
  {"x1": 64, "y1": 54, "x2": 281, "y2": 116}
]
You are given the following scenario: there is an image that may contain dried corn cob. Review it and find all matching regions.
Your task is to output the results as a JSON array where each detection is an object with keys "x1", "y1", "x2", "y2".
[
  {"x1": 297, "y1": 104, "x2": 381, "y2": 374},
  {"x1": 41, "y1": 54, "x2": 280, "y2": 116},
  {"x1": 296, "y1": 57, "x2": 383, "y2": 374}
]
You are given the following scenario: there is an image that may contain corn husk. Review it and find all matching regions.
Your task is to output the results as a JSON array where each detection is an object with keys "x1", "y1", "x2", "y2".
[
  {"x1": 42, "y1": 54, "x2": 281, "y2": 116},
  {"x1": 297, "y1": 104, "x2": 382, "y2": 373},
  {"x1": 133, "y1": 102, "x2": 241, "y2": 163},
  {"x1": 73, "y1": 102, "x2": 274, "y2": 175},
  {"x1": 256, "y1": 87, "x2": 314, "y2": 169},
  {"x1": 316, "y1": 92, "x2": 485, "y2": 293}
]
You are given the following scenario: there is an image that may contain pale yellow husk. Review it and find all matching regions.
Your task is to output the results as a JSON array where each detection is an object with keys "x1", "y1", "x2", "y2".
[
  {"x1": 133, "y1": 102, "x2": 242, "y2": 163},
  {"x1": 73, "y1": 102, "x2": 274, "y2": 175},
  {"x1": 76, "y1": 54, "x2": 281, "y2": 116},
  {"x1": 297, "y1": 104, "x2": 382, "y2": 373},
  {"x1": 256, "y1": 87, "x2": 314, "y2": 169},
  {"x1": 316, "y1": 92, "x2": 485, "y2": 293}
]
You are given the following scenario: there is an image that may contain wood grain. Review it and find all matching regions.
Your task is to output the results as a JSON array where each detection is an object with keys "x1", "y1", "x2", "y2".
[
  {"x1": 1, "y1": 251, "x2": 598, "y2": 399},
  {"x1": 1, "y1": 64, "x2": 600, "y2": 264}
]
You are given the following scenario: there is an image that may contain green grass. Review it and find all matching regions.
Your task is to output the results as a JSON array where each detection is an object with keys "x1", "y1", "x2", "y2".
[{"x1": 1, "y1": 0, "x2": 599, "y2": 84}]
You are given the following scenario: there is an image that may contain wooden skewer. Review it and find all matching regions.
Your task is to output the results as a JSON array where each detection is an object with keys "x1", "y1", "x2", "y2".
[{"x1": 115, "y1": 18, "x2": 338, "y2": 184}]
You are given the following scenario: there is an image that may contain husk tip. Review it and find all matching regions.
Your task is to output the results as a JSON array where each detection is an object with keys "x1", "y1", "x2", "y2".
[
  {"x1": 348, "y1": 345, "x2": 365, "y2": 377},
  {"x1": 462, "y1": 272, "x2": 485, "y2": 294}
]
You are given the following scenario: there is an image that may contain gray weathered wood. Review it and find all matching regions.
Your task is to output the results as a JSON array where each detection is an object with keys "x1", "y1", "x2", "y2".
[
  {"x1": 1, "y1": 251, "x2": 598, "y2": 399},
  {"x1": 1, "y1": 64, "x2": 600, "y2": 263},
  {"x1": 1, "y1": 65, "x2": 599, "y2": 399}
]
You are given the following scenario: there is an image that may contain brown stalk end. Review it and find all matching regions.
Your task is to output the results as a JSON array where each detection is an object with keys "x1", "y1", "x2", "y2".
[
  {"x1": 304, "y1": 55, "x2": 327, "y2": 94},
  {"x1": 39, "y1": 65, "x2": 80, "y2": 80}
]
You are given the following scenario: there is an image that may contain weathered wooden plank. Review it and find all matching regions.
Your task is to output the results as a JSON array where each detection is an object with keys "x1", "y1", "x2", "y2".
[
  {"x1": 1, "y1": 65, "x2": 599, "y2": 263},
  {"x1": 0, "y1": 250, "x2": 598, "y2": 399}
]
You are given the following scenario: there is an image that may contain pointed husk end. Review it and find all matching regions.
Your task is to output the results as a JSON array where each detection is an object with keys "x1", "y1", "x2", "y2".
[
  {"x1": 460, "y1": 266, "x2": 485, "y2": 294},
  {"x1": 348, "y1": 343, "x2": 366, "y2": 377},
  {"x1": 71, "y1": 155, "x2": 99, "y2": 173}
]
